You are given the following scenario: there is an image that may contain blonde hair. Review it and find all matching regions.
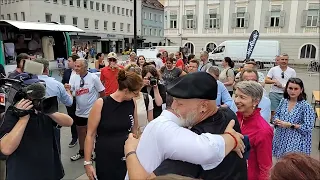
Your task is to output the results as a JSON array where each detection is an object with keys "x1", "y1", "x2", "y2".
[{"x1": 124, "y1": 63, "x2": 142, "y2": 75}]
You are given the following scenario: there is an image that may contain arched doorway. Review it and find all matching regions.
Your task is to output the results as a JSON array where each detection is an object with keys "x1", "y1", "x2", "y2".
[
  {"x1": 205, "y1": 42, "x2": 217, "y2": 53},
  {"x1": 184, "y1": 42, "x2": 195, "y2": 56}
]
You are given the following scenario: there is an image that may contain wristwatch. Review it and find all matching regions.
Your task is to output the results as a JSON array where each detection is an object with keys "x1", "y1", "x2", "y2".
[
  {"x1": 84, "y1": 160, "x2": 93, "y2": 166},
  {"x1": 290, "y1": 124, "x2": 295, "y2": 129}
]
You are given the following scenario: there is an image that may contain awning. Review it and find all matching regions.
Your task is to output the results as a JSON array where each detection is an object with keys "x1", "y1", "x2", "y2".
[{"x1": 0, "y1": 20, "x2": 83, "y2": 32}]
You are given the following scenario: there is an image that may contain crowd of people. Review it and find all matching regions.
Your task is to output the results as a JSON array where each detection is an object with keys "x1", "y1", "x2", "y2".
[{"x1": 0, "y1": 49, "x2": 319, "y2": 180}]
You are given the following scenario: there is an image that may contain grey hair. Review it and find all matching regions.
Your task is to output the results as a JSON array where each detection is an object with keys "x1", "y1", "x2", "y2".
[
  {"x1": 76, "y1": 58, "x2": 88, "y2": 69},
  {"x1": 235, "y1": 81, "x2": 263, "y2": 102},
  {"x1": 281, "y1": 53, "x2": 289, "y2": 57},
  {"x1": 206, "y1": 66, "x2": 220, "y2": 77},
  {"x1": 200, "y1": 51, "x2": 208, "y2": 56},
  {"x1": 166, "y1": 94, "x2": 174, "y2": 110}
]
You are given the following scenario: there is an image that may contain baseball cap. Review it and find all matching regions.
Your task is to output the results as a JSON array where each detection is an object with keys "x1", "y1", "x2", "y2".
[{"x1": 107, "y1": 52, "x2": 118, "y2": 59}]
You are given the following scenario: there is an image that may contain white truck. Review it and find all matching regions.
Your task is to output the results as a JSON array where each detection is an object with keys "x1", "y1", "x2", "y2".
[{"x1": 209, "y1": 40, "x2": 280, "y2": 69}]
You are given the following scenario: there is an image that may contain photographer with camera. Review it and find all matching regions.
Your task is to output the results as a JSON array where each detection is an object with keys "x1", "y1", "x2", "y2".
[
  {"x1": 0, "y1": 79, "x2": 73, "y2": 180},
  {"x1": 141, "y1": 65, "x2": 166, "y2": 119}
]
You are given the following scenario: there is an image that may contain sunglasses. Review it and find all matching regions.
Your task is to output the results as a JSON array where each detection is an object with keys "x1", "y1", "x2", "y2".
[
  {"x1": 281, "y1": 72, "x2": 284, "y2": 79},
  {"x1": 109, "y1": 58, "x2": 117, "y2": 62},
  {"x1": 80, "y1": 78, "x2": 85, "y2": 88}
]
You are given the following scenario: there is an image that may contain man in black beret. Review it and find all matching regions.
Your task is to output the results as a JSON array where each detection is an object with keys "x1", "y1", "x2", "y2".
[{"x1": 124, "y1": 72, "x2": 248, "y2": 180}]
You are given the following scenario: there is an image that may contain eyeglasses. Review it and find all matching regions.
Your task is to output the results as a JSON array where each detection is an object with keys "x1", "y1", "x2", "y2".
[
  {"x1": 281, "y1": 72, "x2": 284, "y2": 79},
  {"x1": 109, "y1": 58, "x2": 117, "y2": 62},
  {"x1": 80, "y1": 78, "x2": 85, "y2": 88}
]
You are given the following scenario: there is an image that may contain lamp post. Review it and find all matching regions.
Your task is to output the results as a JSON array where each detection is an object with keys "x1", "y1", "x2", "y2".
[{"x1": 133, "y1": 0, "x2": 137, "y2": 53}]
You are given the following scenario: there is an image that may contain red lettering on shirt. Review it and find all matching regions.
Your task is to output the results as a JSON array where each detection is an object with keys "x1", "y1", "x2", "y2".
[{"x1": 76, "y1": 88, "x2": 89, "y2": 96}]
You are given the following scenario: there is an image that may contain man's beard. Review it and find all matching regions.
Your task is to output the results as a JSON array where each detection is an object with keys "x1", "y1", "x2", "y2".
[{"x1": 174, "y1": 109, "x2": 198, "y2": 128}]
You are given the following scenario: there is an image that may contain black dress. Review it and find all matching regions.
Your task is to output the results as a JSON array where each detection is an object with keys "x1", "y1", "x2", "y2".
[{"x1": 95, "y1": 96, "x2": 135, "y2": 180}]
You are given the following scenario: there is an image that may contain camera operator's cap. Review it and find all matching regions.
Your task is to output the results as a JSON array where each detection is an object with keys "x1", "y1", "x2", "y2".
[
  {"x1": 166, "y1": 72, "x2": 218, "y2": 100},
  {"x1": 107, "y1": 52, "x2": 118, "y2": 59},
  {"x1": 13, "y1": 73, "x2": 45, "y2": 85}
]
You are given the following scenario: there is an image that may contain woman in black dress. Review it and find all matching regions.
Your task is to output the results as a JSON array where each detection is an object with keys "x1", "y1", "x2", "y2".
[{"x1": 84, "y1": 69, "x2": 143, "y2": 180}]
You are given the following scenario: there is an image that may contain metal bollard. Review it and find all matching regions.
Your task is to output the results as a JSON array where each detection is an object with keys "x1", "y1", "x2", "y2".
[{"x1": 0, "y1": 160, "x2": 5, "y2": 180}]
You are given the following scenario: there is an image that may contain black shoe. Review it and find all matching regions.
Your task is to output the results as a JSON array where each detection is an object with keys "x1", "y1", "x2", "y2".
[
  {"x1": 68, "y1": 138, "x2": 78, "y2": 148},
  {"x1": 70, "y1": 152, "x2": 84, "y2": 161}
]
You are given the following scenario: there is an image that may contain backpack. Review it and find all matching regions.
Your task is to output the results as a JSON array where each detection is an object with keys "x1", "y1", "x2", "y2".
[
  {"x1": 142, "y1": 93, "x2": 149, "y2": 112},
  {"x1": 226, "y1": 68, "x2": 238, "y2": 77}
]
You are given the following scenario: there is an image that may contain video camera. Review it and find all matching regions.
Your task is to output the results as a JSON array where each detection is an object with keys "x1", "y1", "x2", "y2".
[{"x1": 0, "y1": 74, "x2": 58, "y2": 116}]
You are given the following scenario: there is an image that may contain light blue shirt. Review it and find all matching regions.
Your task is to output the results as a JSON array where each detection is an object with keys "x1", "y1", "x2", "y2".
[
  {"x1": 258, "y1": 95, "x2": 271, "y2": 122},
  {"x1": 38, "y1": 75, "x2": 73, "y2": 107},
  {"x1": 216, "y1": 80, "x2": 237, "y2": 113}
]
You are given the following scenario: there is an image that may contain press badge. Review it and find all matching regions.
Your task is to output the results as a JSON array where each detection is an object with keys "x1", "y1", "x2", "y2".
[{"x1": 0, "y1": 93, "x2": 5, "y2": 106}]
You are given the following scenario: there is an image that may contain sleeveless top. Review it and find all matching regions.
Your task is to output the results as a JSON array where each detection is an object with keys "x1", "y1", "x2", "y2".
[{"x1": 95, "y1": 96, "x2": 135, "y2": 153}]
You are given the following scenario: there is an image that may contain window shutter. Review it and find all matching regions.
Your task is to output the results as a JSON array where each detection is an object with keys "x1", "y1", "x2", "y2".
[
  {"x1": 317, "y1": 10, "x2": 320, "y2": 27},
  {"x1": 265, "y1": 11, "x2": 271, "y2": 28},
  {"x1": 182, "y1": 15, "x2": 186, "y2": 29},
  {"x1": 164, "y1": 11, "x2": 167, "y2": 29},
  {"x1": 193, "y1": 15, "x2": 197, "y2": 29},
  {"x1": 204, "y1": 14, "x2": 210, "y2": 29},
  {"x1": 279, "y1": 11, "x2": 286, "y2": 28},
  {"x1": 301, "y1": 10, "x2": 308, "y2": 27},
  {"x1": 244, "y1": 12, "x2": 250, "y2": 28},
  {"x1": 216, "y1": 14, "x2": 221, "y2": 29},
  {"x1": 231, "y1": 13, "x2": 237, "y2": 28}
]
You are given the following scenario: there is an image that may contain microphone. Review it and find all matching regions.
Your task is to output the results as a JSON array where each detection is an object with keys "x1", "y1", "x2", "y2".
[{"x1": 24, "y1": 83, "x2": 46, "y2": 100}]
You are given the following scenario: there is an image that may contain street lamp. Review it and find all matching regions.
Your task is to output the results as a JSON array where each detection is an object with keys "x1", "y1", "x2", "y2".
[{"x1": 133, "y1": 0, "x2": 137, "y2": 53}]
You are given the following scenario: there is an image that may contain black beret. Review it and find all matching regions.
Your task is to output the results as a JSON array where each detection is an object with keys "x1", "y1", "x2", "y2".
[{"x1": 166, "y1": 72, "x2": 218, "y2": 100}]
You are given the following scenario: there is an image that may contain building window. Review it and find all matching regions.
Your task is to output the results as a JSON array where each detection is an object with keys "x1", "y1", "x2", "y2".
[
  {"x1": 130, "y1": 10, "x2": 133, "y2": 16},
  {"x1": 21, "y1": 12, "x2": 25, "y2": 21},
  {"x1": 102, "y1": 4, "x2": 105, "y2": 11},
  {"x1": 236, "y1": 7, "x2": 245, "y2": 28},
  {"x1": 90, "y1": 1, "x2": 93, "y2": 10},
  {"x1": 14, "y1": 13, "x2": 17, "y2": 20},
  {"x1": 107, "y1": 5, "x2": 110, "y2": 13},
  {"x1": 69, "y1": 0, "x2": 73, "y2": 6},
  {"x1": 149, "y1": 28, "x2": 152, "y2": 35},
  {"x1": 159, "y1": 29, "x2": 162, "y2": 36},
  {"x1": 184, "y1": 42, "x2": 194, "y2": 55},
  {"x1": 144, "y1": 28, "x2": 147, "y2": 35},
  {"x1": 112, "y1": 22, "x2": 116, "y2": 30},
  {"x1": 300, "y1": 44, "x2": 316, "y2": 59},
  {"x1": 170, "y1": 11, "x2": 177, "y2": 29},
  {"x1": 62, "y1": 0, "x2": 66, "y2": 4},
  {"x1": 149, "y1": 13, "x2": 152, "y2": 20},
  {"x1": 127, "y1": 23, "x2": 130, "y2": 32},
  {"x1": 83, "y1": 0, "x2": 87, "y2": 8},
  {"x1": 95, "y1": 20, "x2": 99, "y2": 29},
  {"x1": 120, "y1": 23, "x2": 124, "y2": 31},
  {"x1": 117, "y1": 7, "x2": 120, "y2": 14},
  {"x1": 185, "y1": 10, "x2": 195, "y2": 29},
  {"x1": 112, "y1": 6, "x2": 115, "y2": 14},
  {"x1": 307, "y1": 10, "x2": 319, "y2": 27},
  {"x1": 302, "y1": 4, "x2": 319, "y2": 28},
  {"x1": 104, "y1": 21, "x2": 107, "y2": 30},
  {"x1": 53, "y1": 0, "x2": 57, "y2": 3},
  {"x1": 160, "y1": 15, "x2": 162, "y2": 22},
  {"x1": 154, "y1": 14, "x2": 157, "y2": 21},
  {"x1": 126, "y1": 9, "x2": 129, "y2": 16},
  {"x1": 154, "y1": 29, "x2": 157, "y2": 36},
  {"x1": 7, "y1": 14, "x2": 10, "y2": 20},
  {"x1": 96, "y1": 2, "x2": 99, "y2": 10},
  {"x1": 208, "y1": 9, "x2": 218, "y2": 29},
  {"x1": 0, "y1": 15, "x2": 4, "y2": 20},
  {"x1": 73, "y1": 17, "x2": 78, "y2": 26},
  {"x1": 84, "y1": 18, "x2": 89, "y2": 28},
  {"x1": 144, "y1": 12, "x2": 147, "y2": 19},
  {"x1": 122, "y1": 8, "x2": 125, "y2": 15},
  {"x1": 76, "y1": 0, "x2": 80, "y2": 7},
  {"x1": 45, "y1": 13, "x2": 51, "y2": 22},
  {"x1": 60, "y1": 15, "x2": 66, "y2": 24}
]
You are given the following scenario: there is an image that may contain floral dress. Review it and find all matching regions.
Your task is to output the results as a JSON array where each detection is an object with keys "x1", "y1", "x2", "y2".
[{"x1": 272, "y1": 98, "x2": 315, "y2": 159}]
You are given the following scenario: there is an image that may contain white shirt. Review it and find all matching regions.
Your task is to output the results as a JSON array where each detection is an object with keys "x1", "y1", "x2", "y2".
[
  {"x1": 28, "y1": 39, "x2": 41, "y2": 51},
  {"x1": 70, "y1": 72, "x2": 105, "y2": 118},
  {"x1": 135, "y1": 92, "x2": 154, "y2": 132},
  {"x1": 154, "y1": 58, "x2": 164, "y2": 69},
  {"x1": 124, "y1": 110, "x2": 225, "y2": 179},
  {"x1": 267, "y1": 66, "x2": 296, "y2": 93}
]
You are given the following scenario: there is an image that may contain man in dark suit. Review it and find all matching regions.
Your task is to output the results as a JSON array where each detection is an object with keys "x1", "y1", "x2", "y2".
[{"x1": 62, "y1": 54, "x2": 79, "y2": 148}]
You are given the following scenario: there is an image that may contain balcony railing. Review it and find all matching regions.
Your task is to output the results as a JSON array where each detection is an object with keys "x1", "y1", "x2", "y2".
[
  {"x1": 304, "y1": 27, "x2": 320, "y2": 34},
  {"x1": 267, "y1": 27, "x2": 281, "y2": 34}
]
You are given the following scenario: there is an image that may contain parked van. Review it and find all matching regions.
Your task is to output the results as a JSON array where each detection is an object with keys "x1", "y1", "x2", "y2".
[
  {"x1": 209, "y1": 40, "x2": 280, "y2": 68},
  {"x1": 0, "y1": 20, "x2": 83, "y2": 74}
]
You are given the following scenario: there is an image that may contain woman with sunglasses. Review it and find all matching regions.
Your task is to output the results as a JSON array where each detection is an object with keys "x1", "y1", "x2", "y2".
[
  {"x1": 272, "y1": 78, "x2": 315, "y2": 159},
  {"x1": 84, "y1": 69, "x2": 143, "y2": 180}
]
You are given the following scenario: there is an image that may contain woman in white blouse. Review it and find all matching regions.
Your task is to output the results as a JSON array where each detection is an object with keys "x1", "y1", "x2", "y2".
[{"x1": 125, "y1": 64, "x2": 154, "y2": 133}]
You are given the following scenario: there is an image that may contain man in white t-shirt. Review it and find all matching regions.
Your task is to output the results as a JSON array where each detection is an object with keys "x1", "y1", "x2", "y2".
[
  {"x1": 66, "y1": 58, "x2": 105, "y2": 161},
  {"x1": 155, "y1": 53, "x2": 164, "y2": 69},
  {"x1": 265, "y1": 53, "x2": 296, "y2": 121}
]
